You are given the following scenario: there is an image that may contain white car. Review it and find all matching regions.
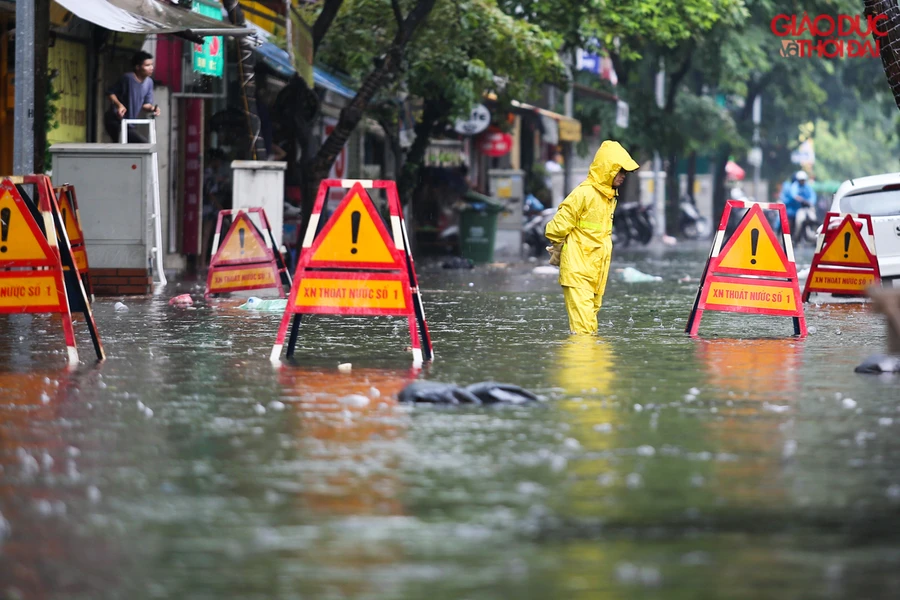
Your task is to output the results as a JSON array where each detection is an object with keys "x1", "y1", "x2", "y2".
[{"x1": 827, "y1": 173, "x2": 900, "y2": 283}]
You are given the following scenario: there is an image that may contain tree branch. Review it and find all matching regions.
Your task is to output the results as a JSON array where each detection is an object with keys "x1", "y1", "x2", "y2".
[
  {"x1": 313, "y1": 0, "x2": 344, "y2": 53},
  {"x1": 311, "y1": 0, "x2": 437, "y2": 177},
  {"x1": 391, "y1": 0, "x2": 404, "y2": 28},
  {"x1": 664, "y1": 44, "x2": 694, "y2": 113}
]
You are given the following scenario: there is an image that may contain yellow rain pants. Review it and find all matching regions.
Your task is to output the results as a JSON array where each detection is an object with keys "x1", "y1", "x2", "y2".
[{"x1": 545, "y1": 140, "x2": 639, "y2": 334}]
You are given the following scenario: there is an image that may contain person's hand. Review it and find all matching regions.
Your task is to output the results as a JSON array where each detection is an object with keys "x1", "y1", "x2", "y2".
[
  {"x1": 153, "y1": 105, "x2": 161, "y2": 117},
  {"x1": 117, "y1": 105, "x2": 127, "y2": 118}
]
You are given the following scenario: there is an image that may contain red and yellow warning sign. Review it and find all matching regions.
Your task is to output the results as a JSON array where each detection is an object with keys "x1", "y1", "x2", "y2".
[
  {"x1": 205, "y1": 208, "x2": 290, "y2": 297},
  {"x1": 0, "y1": 273, "x2": 61, "y2": 309},
  {"x1": 54, "y1": 185, "x2": 92, "y2": 297},
  {"x1": 307, "y1": 190, "x2": 403, "y2": 269},
  {"x1": 802, "y1": 213, "x2": 881, "y2": 301},
  {"x1": 56, "y1": 187, "x2": 83, "y2": 246},
  {"x1": 715, "y1": 211, "x2": 790, "y2": 277},
  {"x1": 703, "y1": 277, "x2": 799, "y2": 314},
  {"x1": 272, "y1": 180, "x2": 433, "y2": 365},
  {"x1": 293, "y1": 273, "x2": 411, "y2": 314},
  {"x1": 0, "y1": 184, "x2": 54, "y2": 265},
  {"x1": 208, "y1": 264, "x2": 279, "y2": 292},
  {"x1": 213, "y1": 213, "x2": 274, "y2": 265},
  {"x1": 0, "y1": 176, "x2": 104, "y2": 364},
  {"x1": 686, "y1": 201, "x2": 806, "y2": 336}
]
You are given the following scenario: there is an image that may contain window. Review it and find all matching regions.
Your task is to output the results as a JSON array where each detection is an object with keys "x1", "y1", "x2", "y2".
[{"x1": 840, "y1": 190, "x2": 900, "y2": 217}]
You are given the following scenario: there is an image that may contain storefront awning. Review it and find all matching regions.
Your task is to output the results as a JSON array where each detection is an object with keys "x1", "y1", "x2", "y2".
[
  {"x1": 484, "y1": 92, "x2": 582, "y2": 142},
  {"x1": 510, "y1": 100, "x2": 582, "y2": 143},
  {"x1": 255, "y1": 40, "x2": 356, "y2": 99},
  {"x1": 55, "y1": 0, "x2": 254, "y2": 37}
]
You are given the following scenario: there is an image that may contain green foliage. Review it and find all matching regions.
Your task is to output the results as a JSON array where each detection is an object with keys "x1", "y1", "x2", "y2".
[
  {"x1": 317, "y1": 0, "x2": 567, "y2": 122},
  {"x1": 814, "y1": 118, "x2": 900, "y2": 181}
]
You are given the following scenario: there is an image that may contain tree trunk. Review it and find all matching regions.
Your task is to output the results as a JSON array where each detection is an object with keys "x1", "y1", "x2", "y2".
[
  {"x1": 665, "y1": 152, "x2": 679, "y2": 237},
  {"x1": 865, "y1": 0, "x2": 900, "y2": 112},
  {"x1": 686, "y1": 151, "x2": 697, "y2": 202},
  {"x1": 224, "y1": 1, "x2": 267, "y2": 161},
  {"x1": 301, "y1": 0, "x2": 438, "y2": 229},
  {"x1": 712, "y1": 145, "x2": 731, "y2": 225},
  {"x1": 398, "y1": 99, "x2": 450, "y2": 205}
]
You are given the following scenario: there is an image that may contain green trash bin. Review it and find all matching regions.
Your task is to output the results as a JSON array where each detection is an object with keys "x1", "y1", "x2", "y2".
[{"x1": 459, "y1": 192, "x2": 505, "y2": 264}]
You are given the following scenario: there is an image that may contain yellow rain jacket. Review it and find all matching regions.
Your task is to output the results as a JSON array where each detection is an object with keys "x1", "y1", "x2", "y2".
[{"x1": 545, "y1": 141, "x2": 639, "y2": 333}]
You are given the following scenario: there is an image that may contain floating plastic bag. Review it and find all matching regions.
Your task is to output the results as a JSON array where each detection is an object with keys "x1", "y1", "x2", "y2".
[
  {"x1": 238, "y1": 297, "x2": 288, "y2": 312},
  {"x1": 619, "y1": 267, "x2": 662, "y2": 283}
]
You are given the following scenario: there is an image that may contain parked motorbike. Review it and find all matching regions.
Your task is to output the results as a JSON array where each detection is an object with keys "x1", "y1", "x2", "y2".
[
  {"x1": 523, "y1": 207, "x2": 556, "y2": 257},
  {"x1": 615, "y1": 200, "x2": 654, "y2": 246},
  {"x1": 679, "y1": 195, "x2": 710, "y2": 239}
]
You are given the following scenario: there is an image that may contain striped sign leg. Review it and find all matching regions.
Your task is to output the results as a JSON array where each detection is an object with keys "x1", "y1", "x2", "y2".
[{"x1": 285, "y1": 314, "x2": 303, "y2": 358}]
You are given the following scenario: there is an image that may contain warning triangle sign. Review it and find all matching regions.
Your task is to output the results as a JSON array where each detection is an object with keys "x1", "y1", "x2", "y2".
[
  {"x1": 307, "y1": 184, "x2": 400, "y2": 269},
  {"x1": 0, "y1": 180, "x2": 55, "y2": 266},
  {"x1": 819, "y1": 215, "x2": 875, "y2": 267},
  {"x1": 212, "y1": 213, "x2": 274, "y2": 266},
  {"x1": 716, "y1": 205, "x2": 790, "y2": 276},
  {"x1": 57, "y1": 191, "x2": 83, "y2": 246}
]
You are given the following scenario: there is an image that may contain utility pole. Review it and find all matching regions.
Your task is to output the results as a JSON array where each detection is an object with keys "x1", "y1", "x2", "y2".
[
  {"x1": 563, "y1": 51, "x2": 574, "y2": 197},
  {"x1": 14, "y1": 0, "x2": 35, "y2": 174},
  {"x1": 14, "y1": 0, "x2": 49, "y2": 174},
  {"x1": 653, "y1": 58, "x2": 665, "y2": 239}
]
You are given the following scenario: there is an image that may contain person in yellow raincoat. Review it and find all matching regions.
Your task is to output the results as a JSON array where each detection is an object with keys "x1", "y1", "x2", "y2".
[{"x1": 545, "y1": 141, "x2": 639, "y2": 334}]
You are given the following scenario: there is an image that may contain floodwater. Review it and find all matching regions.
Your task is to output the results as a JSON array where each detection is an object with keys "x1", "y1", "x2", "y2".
[{"x1": 1, "y1": 245, "x2": 899, "y2": 599}]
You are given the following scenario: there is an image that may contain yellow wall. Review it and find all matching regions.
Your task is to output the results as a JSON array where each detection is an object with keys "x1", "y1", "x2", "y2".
[{"x1": 47, "y1": 38, "x2": 88, "y2": 145}]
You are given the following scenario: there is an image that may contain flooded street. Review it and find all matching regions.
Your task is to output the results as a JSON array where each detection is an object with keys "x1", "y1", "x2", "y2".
[{"x1": 2, "y1": 245, "x2": 899, "y2": 599}]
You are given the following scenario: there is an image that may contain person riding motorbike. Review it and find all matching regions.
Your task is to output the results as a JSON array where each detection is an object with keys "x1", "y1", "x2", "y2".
[{"x1": 780, "y1": 170, "x2": 816, "y2": 235}]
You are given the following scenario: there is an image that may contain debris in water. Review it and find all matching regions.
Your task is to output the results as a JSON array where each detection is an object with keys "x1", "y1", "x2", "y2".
[
  {"x1": 340, "y1": 395, "x2": 370, "y2": 408},
  {"x1": 636, "y1": 445, "x2": 655, "y2": 457},
  {"x1": 168, "y1": 294, "x2": 193, "y2": 307},
  {"x1": 855, "y1": 354, "x2": 900, "y2": 374},
  {"x1": 253, "y1": 404, "x2": 266, "y2": 415},
  {"x1": 841, "y1": 398, "x2": 857, "y2": 410},
  {"x1": 338, "y1": 363, "x2": 352, "y2": 373},
  {"x1": 114, "y1": 302, "x2": 129, "y2": 312},
  {"x1": 238, "y1": 297, "x2": 288, "y2": 311},
  {"x1": 618, "y1": 267, "x2": 662, "y2": 282},
  {"x1": 87, "y1": 486, "x2": 102, "y2": 503},
  {"x1": 268, "y1": 401, "x2": 286, "y2": 411},
  {"x1": 399, "y1": 381, "x2": 541, "y2": 405}
]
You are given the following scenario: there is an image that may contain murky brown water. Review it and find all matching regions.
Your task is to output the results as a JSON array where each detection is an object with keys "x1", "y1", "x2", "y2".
[{"x1": 2, "y1": 245, "x2": 899, "y2": 599}]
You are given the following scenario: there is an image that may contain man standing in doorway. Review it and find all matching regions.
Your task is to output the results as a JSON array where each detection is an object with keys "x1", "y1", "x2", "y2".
[{"x1": 104, "y1": 51, "x2": 161, "y2": 143}]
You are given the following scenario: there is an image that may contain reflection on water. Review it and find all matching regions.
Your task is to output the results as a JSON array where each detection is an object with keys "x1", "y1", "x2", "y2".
[{"x1": 1, "y1": 248, "x2": 900, "y2": 598}]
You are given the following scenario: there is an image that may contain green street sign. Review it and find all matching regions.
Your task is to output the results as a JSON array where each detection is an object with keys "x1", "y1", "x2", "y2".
[{"x1": 192, "y1": 2, "x2": 224, "y2": 77}]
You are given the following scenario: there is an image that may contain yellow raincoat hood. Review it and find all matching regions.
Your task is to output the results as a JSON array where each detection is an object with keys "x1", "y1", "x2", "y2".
[{"x1": 587, "y1": 141, "x2": 639, "y2": 197}]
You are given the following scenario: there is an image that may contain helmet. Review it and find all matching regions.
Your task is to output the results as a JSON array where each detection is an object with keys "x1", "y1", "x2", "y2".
[{"x1": 795, "y1": 170, "x2": 808, "y2": 181}]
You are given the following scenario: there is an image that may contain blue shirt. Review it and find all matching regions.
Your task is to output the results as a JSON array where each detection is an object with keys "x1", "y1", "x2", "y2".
[
  {"x1": 107, "y1": 73, "x2": 154, "y2": 119},
  {"x1": 780, "y1": 181, "x2": 816, "y2": 217}
]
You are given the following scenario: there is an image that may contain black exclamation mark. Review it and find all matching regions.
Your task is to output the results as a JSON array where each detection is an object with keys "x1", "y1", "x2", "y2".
[
  {"x1": 750, "y1": 228, "x2": 759, "y2": 265},
  {"x1": 239, "y1": 227, "x2": 245, "y2": 255},
  {"x1": 350, "y1": 211, "x2": 361, "y2": 254},
  {"x1": 0, "y1": 207, "x2": 10, "y2": 253},
  {"x1": 843, "y1": 231, "x2": 851, "y2": 258}
]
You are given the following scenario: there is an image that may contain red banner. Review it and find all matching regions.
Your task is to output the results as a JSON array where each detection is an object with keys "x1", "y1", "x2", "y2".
[{"x1": 182, "y1": 98, "x2": 203, "y2": 254}]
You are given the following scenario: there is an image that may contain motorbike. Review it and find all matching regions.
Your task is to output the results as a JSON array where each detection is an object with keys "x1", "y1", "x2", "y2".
[
  {"x1": 614, "y1": 200, "x2": 654, "y2": 246},
  {"x1": 523, "y1": 207, "x2": 556, "y2": 258},
  {"x1": 679, "y1": 195, "x2": 710, "y2": 239},
  {"x1": 793, "y1": 202, "x2": 819, "y2": 244}
]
